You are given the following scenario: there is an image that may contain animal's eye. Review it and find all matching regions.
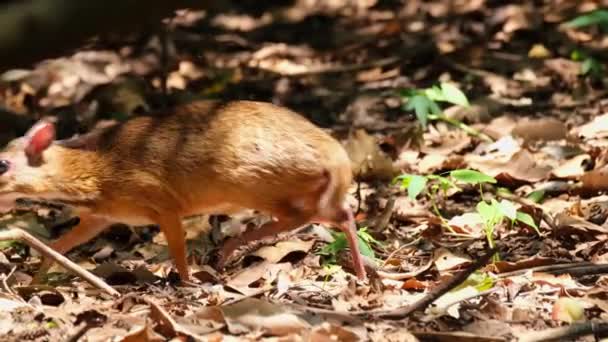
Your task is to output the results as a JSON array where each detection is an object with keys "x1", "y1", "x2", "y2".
[{"x1": 0, "y1": 160, "x2": 10, "y2": 175}]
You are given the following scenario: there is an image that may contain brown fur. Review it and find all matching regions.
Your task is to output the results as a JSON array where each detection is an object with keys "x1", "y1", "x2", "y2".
[{"x1": 0, "y1": 100, "x2": 366, "y2": 281}]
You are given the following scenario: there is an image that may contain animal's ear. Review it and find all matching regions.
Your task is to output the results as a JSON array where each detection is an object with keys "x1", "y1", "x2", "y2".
[{"x1": 24, "y1": 120, "x2": 55, "y2": 161}]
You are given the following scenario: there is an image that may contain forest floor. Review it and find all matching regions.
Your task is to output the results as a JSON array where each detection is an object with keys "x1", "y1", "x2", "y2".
[{"x1": 0, "y1": 1, "x2": 608, "y2": 341}]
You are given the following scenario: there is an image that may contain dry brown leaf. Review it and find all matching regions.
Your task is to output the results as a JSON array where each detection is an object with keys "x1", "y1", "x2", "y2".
[
  {"x1": 119, "y1": 322, "x2": 165, "y2": 342},
  {"x1": 448, "y1": 213, "x2": 484, "y2": 236},
  {"x1": 482, "y1": 116, "x2": 517, "y2": 140},
  {"x1": 493, "y1": 256, "x2": 565, "y2": 274},
  {"x1": 176, "y1": 307, "x2": 226, "y2": 336},
  {"x1": 227, "y1": 262, "x2": 292, "y2": 295},
  {"x1": 468, "y1": 149, "x2": 551, "y2": 183},
  {"x1": 576, "y1": 113, "x2": 608, "y2": 140},
  {"x1": 433, "y1": 248, "x2": 472, "y2": 272},
  {"x1": 252, "y1": 239, "x2": 314, "y2": 263},
  {"x1": 344, "y1": 129, "x2": 396, "y2": 180},
  {"x1": 421, "y1": 123, "x2": 472, "y2": 156},
  {"x1": 544, "y1": 58, "x2": 581, "y2": 85},
  {"x1": 221, "y1": 298, "x2": 310, "y2": 336},
  {"x1": 581, "y1": 166, "x2": 608, "y2": 192},
  {"x1": 551, "y1": 154, "x2": 591, "y2": 179},
  {"x1": 309, "y1": 322, "x2": 364, "y2": 341},
  {"x1": 555, "y1": 212, "x2": 608, "y2": 235},
  {"x1": 532, "y1": 272, "x2": 586, "y2": 290}
]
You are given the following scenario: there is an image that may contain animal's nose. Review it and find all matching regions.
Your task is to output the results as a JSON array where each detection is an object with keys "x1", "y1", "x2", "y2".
[{"x1": 0, "y1": 160, "x2": 10, "y2": 175}]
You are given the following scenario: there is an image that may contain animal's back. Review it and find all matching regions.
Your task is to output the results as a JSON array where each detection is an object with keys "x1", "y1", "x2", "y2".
[{"x1": 91, "y1": 100, "x2": 352, "y2": 215}]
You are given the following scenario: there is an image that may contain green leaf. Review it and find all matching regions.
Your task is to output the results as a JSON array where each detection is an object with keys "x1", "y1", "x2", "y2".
[
  {"x1": 424, "y1": 86, "x2": 445, "y2": 102},
  {"x1": 566, "y1": 10, "x2": 608, "y2": 28},
  {"x1": 516, "y1": 211, "x2": 540, "y2": 235},
  {"x1": 527, "y1": 190, "x2": 545, "y2": 203},
  {"x1": 456, "y1": 271, "x2": 495, "y2": 292},
  {"x1": 318, "y1": 233, "x2": 347, "y2": 258},
  {"x1": 450, "y1": 169, "x2": 497, "y2": 185},
  {"x1": 357, "y1": 227, "x2": 382, "y2": 247},
  {"x1": 406, "y1": 95, "x2": 434, "y2": 128},
  {"x1": 498, "y1": 200, "x2": 517, "y2": 221},
  {"x1": 570, "y1": 49, "x2": 584, "y2": 61},
  {"x1": 440, "y1": 83, "x2": 470, "y2": 107},
  {"x1": 477, "y1": 199, "x2": 503, "y2": 230},
  {"x1": 581, "y1": 58, "x2": 593, "y2": 75},
  {"x1": 357, "y1": 235, "x2": 375, "y2": 258},
  {"x1": 407, "y1": 175, "x2": 427, "y2": 200},
  {"x1": 394, "y1": 174, "x2": 428, "y2": 199},
  {"x1": 400, "y1": 88, "x2": 419, "y2": 98}
]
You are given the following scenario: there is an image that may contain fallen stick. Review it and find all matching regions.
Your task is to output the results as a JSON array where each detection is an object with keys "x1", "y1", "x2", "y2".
[
  {"x1": 0, "y1": 228, "x2": 120, "y2": 297},
  {"x1": 516, "y1": 321, "x2": 608, "y2": 342},
  {"x1": 356, "y1": 246, "x2": 497, "y2": 319}
]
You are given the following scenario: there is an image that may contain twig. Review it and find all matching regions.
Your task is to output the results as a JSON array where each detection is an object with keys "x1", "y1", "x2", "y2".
[
  {"x1": 498, "y1": 262, "x2": 608, "y2": 279},
  {"x1": 427, "y1": 114, "x2": 493, "y2": 143},
  {"x1": 0, "y1": 265, "x2": 17, "y2": 296},
  {"x1": 355, "y1": 178, "x2": 363, "y2": 216},
  {"x1": 516, "y1": 321, "x2": 608, "y2": 342},
  {"x1": 380, "y1": 237, "x2": 421, "y2": 268},
  {"x1": 0, "y1": 228, "x2": 119, "y2": 297},
  {"x1": 358, "y1": 246, "x2": 497, "y2": 319}
]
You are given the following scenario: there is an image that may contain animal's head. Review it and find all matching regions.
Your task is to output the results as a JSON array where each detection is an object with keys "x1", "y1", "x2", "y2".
[{"x1": 0, "y1": 121, "x2": 56, "y2": 207}]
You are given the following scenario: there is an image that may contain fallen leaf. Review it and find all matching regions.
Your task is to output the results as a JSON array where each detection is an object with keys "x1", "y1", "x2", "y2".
[
  {"x1": 434, "y1": 248, "x2": 472, "y2": 272},
  {"x1": 252, "y1": 239, "x2": 314, "y2": 263},
  {"x1": 551, "y1": 297, "x2": 586, "y2": 323},
  {"x1": 221, "y1": 298, "x2": 310, "y2": 336},
  {"x1": 551, "y1": 154, "x2": 591, "y2": 179},
  {"x1": 344, "y1": 129, "x2": 396, "y2": 180},
  {"x1": 576, "y1": 113, "x2": 608, "y2": 140},
  {"x1": 468, "y1": 149, "x2": 551, "y2": 183}
]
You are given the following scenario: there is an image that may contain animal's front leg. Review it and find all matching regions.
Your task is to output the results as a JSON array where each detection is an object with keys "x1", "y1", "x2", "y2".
[{"x1": 35, "y1": 213, "x2": 111, "y2": 282}]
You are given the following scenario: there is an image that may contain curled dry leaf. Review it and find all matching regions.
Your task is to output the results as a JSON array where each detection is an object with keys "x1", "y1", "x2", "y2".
[
  {"x1": 554, "y1": 212, "x2": 608, "y2": 235},
  {"x1": 344, "y1": 129, "x2": 396, "y2": 181}
]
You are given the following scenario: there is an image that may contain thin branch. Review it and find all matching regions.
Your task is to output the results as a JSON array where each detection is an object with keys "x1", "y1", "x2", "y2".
[
  {"x1": 0, "y1": 228, "x2": 119, "y2": 297},
  {"x1": 516, "y1": 321, "x2": 608, "y2": 342},
  {"x1": 356, "y1": 246, "x2": 497, "y2": 319}
]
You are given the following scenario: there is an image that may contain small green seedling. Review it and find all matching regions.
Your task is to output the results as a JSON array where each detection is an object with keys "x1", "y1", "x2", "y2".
[
  {"x1": 318, "y1": 227, "x2": 381, "y2": 267},
  {"x1": 400, "y1": 83, "x2": 491, "y2": 142},
  {"x1": 394, "y1": 169, "x2": 539, "y2": 246},
  {"x1": 571, "y1": 49, "x2": 604, "y2": 79},
  {"x1": 565, "y1": 9, "x2": 608, "y2": 32},
  {"x1": 477, "y1": 198, "x2": 539, "y2": 253}
]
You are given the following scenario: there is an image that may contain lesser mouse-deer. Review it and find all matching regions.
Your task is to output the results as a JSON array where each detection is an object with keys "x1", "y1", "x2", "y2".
[{"x1": 0, "y1": 100, "x2": 366, "y2": 281}]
